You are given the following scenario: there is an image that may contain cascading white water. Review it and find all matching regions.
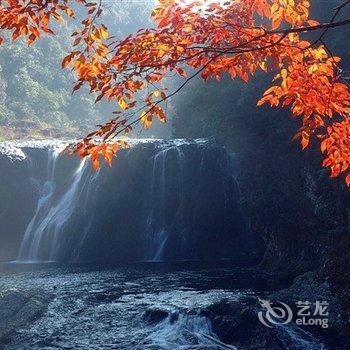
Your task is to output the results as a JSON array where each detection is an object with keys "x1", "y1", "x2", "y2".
[
  {"x1": 1, "y1": 138, "x2": 251, "y2": 263},
  {"x1": 15, "y1": 141, "x2": 191, "y2": 263},
  {"x1": 17, "y1": 150, "x2": 90, "y2": 262},
  {"x1": 144, "y1": 145, "x2": 185, "y2": 261},
  {"x1": 139, "y1": 312, "x2": 237, "y2": 350},
  {"x1": 17, "y1": 149, "x2": 58, "y2": 261},
  {"x1": 47, "y1": 159, "x2": 88, "y2": 261}
]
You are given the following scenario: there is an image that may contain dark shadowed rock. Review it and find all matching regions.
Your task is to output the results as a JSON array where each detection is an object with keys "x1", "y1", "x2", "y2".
[
  {"x1": 0, "y1": 289, "x2": 52, "y2": 348},
  {"x1": 269, "y1": 272, "x2": 350, "y2": 349},
  {"x1": 143, "y1": 308, "x2": 170, "y2": 324},
  {"x1": 270, "y1": 272, "x2": 342, "y2": 328},
  {"x1": 201, "y1": 297, "x2": 327, "y2": 350}
]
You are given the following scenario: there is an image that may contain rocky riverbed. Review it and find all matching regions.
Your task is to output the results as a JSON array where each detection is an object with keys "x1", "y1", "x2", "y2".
[{"x1": 0, "y1": 262, "x2": 348, "y2": 350}]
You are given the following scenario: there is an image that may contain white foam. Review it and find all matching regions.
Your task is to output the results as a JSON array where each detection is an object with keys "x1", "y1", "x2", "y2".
[{"x1": 0, "y1": 138, "x2": 210, "y2": 161}]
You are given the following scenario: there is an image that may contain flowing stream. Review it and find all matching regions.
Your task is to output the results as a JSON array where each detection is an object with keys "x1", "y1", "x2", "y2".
[{"x1": 0, "y1": 263, "x2": 326, "y2": 350}]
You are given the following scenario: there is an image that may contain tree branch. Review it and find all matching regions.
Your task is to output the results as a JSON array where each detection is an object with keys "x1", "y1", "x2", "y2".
[{"x1": 270, "y1": 17, "x2": 350, "y2": 35}]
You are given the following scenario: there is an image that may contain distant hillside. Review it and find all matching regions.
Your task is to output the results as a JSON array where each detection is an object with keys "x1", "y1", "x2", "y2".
[{"x1": 0, "y1": 1, "x2": 156, "y2": 140}]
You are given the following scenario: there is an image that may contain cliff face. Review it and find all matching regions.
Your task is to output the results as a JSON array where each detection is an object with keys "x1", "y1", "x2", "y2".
[
  {"x1": 0, "y1": 149, "x2": 39, "y2": 260},
  {"x1": 171, "y1": 1, "x2": 350, "y2": 320},
  {"x1": 174, "y1": 96, "x2": 350, "y2": 331},
  {"x1": 173, "y1": 81, "x2": 350, "y2": 278},
  {"x1": 175, "y1": 107, "x2": 350, "y2": 327},
  {"x1": 235, "y1": 114, "x2": 350, "y2": 278}
]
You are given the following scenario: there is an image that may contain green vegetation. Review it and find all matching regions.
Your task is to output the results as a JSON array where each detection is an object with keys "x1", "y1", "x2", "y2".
[
  {"x1": 0, "y1": 1, "x2": 155, "y2": 140},
  {"x1": 0, "y1": 31, "x2": 106, "y2": 139}
]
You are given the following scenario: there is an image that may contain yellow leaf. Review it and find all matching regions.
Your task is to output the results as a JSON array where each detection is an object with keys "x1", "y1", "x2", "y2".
[
  {"x1": 65, "y1": 8, "x2": 75, "y2": 17},
  {"x1": 118, "y1": 97, "x2": 128, "y2": 110},
  {"x1": 271, "y1": 3, "x2": 279, "y2": 15},
  {"x1": 100, "y1": 27, "x2": 109, "y2": 39},
  {"x1": 281, "y1": 69, "x2": 288, "y2": 79},
  {"x1": 140, "y1": 111, "x2": 152, "y2": 128},
  {"x1": 288, "y1": 32, "x2": 298, "y2": 43},
  {"x1": 259, "y1": 61, "x2": 268, "y2": 72}
]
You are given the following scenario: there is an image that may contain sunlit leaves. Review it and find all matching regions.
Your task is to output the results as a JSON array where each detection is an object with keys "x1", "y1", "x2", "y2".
[
  {"x1": 118, "y1": 97, "x2": 128, "y2": 110},
  {"x1": 319, "y1": 119, "x2": 350, "y2": 184},
  {"x1": 270, "y1": 0, "x2": 311, "y2": 30},
  {"x1": 0, "y1": 0, "x2": 83, "y2": 46},
  {"x1": 3, "y1": 0, "x2": 350, "y2": 184},
  {"x1": 73, "y1": 140, "x2": 129, "y2": 170},
  {"x1": 140, "y1": 111, "x2": 152, "y2": 129},
  {"x1": 258, "y1": 44, "x2": 350, "y2": 183}
]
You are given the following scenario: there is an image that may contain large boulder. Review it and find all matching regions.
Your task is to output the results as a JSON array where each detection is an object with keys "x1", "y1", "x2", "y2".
[{"x1": 0, "y1": 289, "x2": 52, "y2": 348}]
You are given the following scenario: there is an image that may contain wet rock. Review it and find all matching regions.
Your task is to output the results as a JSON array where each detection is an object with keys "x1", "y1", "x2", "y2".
[
  {"x1": 199, "y1": 272, "x2": 349, "y2": 348},
  {"x1": 269, "y1": 271, "x2": 350, "y2": 349},
  {"x1": 143, "y1": 308, "x2": 170, "y2": 324},
  {"x1": 270, "y1": 271, "x2": 342, "y2": 329},
  {"x1": 86, "y1": 290, "x2": 122, "y2": 304},
  {"x1": 0, "y1": 289, "x2": 52, "y2": 347},
  {"x1": 201, "y1": 297, "x2": 325, "y2": 350},
  {"x1": 202, "y1": 297, "x2": 281, "y2": 349}
]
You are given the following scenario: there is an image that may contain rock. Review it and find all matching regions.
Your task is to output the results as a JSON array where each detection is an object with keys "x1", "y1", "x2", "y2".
[
  {"x1": 143, "y1": 308, "x2": 170, "y2": 324},
  {"x1": 269, "y1": 271, "x2": 350, "y2": 349},
  {"x1": 269, "y1": 271, "x2": 342, "y2": 329},
  {"x1": 201, "y1": 296, "x2": 327, "y2": 350},
  {"x1": 86, "y1": 289, "x2": 122, "y2": 304},
  {"x1": 0, "y1": 289, "x2": 52, "y2": 347},
  {"x1": 201, "y1": 297, "x2": 283, "y2": 349}
]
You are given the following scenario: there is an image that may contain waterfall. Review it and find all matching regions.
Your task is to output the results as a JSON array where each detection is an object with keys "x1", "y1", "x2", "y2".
[
  {"x1": 17, "y1": 150, "x2": 58, "y2": 261},
  {"x1": 17, "y1": 149, "x2": 90, "y2": 262},
  {"x1": 143, "y1": 145, "x2": 185, "y2": 261},
  {"x1": 0, "y1": 139, "x2": 258, "y2": 264},
  {"x1": 47, "y1": 159, "x2": 88, "y2": 261}
]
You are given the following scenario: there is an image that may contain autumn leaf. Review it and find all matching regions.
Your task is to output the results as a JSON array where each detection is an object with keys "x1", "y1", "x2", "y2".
[
  {"x1": 118, "y1": 97, "x2": 128, "y2": 110},
  {"x1": 301, "y1": 137, "x2": 309, "y2": 150},
  {"x1": 175, "y1": 67, "x2": 187, "y2": 77},
  {"x1": 3, "y1": 0, "x2": 350, "y2": 184},
  {"x1": 92, "y1": 156, "x2": 100, "y2": 171},
  {"x1": 346, "y1": 174, "x2": 350, "y2": 187},
  {"x1": 140, "y1": 111, "x2": 152, "y2": 128},
  {"x1": 62, "y1": 54, "x2": 74, "y2": 69}
]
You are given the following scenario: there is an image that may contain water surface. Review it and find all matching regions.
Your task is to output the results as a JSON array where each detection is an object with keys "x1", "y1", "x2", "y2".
[{"x1": 0, "y1": 262, "x2": 324, "y2": 350}]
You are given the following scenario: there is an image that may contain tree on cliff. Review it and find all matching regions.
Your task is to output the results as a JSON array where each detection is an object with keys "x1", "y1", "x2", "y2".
[{"x1": 1, "y1": 0, "x2": 350, "y2": 183}]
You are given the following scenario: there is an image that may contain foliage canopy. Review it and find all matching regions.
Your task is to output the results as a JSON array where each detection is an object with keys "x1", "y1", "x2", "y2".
[{"x1": 1, "y1": 0, "x2": 350, "y2": 184}]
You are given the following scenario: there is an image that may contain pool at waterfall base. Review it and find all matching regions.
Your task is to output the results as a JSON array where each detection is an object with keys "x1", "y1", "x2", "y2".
[
  {"x1": 0, "y1": 262, "x2": 333, "y2": 350},
  {"x1": 0, "y1": 139, "x2": 348, "y2": 349}
]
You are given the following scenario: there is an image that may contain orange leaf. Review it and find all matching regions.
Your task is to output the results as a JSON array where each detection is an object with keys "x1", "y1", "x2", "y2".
[
  {"x1": 62, "y1": 54, "x2": 74, "y2": 69},
  {"x1": 92, "y1": 156, "x2": 100, "y2": 170},
  {"x1": 346, "y1": 173, "x2": 350, "y2": 186},
  {"x1": 175, "y1": 67, "x2": 187, "y2": 77},
  {"x1": 140, "y1": 111, "x2": 152, "y2": 128}
]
